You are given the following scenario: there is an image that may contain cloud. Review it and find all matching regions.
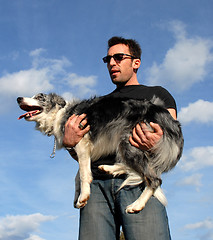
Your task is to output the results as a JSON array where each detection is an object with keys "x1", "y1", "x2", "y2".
[
  {"x1": 185, "y1": 218, "x2": 213, "y2": 230},
  {"x1": 179, "y1": 146, "x2": 213, "y2": 171},
  {"x1": 0, "y1": 49, "x2": 97, "y2": 113},
  {"x1": 178, "y1": 100, "x2": 213, "y2": 124},
  {"x1": 146, "y1": 20, "x2": 213, "y2": 91},
  {"x1": 0, "y1": 213, "x2": 56, "y2": 240},
  {"x1": 25, "y1": 235, "x2": 45, "y2": 240},
  {"x1": 184, "y1": 218, "x2": 213, "y2": 240},
  {"x1": 0, "y1": 68, "x2": 54, "y2": 96},
  {"x1": 177, "y1": 173, "x2": 202, "y2": 191},
  {"x1": 0, "y1": 49, "x2": 70, "y2": 97},
  {"x1": 30, "y1": 48, "x2": 46, "y2": 57},
  {"x1": 65, "y1": 73, "x2": 97, "y2": 97}
]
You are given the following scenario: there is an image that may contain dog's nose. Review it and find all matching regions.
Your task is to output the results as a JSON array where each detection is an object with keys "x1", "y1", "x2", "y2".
[{"x1": 17, "y1": 97, "x2": 23, "y2": 104}]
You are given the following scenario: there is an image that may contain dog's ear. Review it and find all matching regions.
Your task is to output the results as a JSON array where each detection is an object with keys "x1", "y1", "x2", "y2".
[{"x1": 50, "y1": 93, "x2": 66, "y2": 108}]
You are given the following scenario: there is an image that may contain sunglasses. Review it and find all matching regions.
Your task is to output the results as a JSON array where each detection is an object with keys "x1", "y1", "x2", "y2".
[{"x1": 102, "y1": 53, "x2": 136, "y2": 63}]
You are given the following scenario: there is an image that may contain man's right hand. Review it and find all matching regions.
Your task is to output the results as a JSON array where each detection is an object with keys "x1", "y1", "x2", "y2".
[{"x1": 63, "y1": 113, "x2": 90, "y2": 148}]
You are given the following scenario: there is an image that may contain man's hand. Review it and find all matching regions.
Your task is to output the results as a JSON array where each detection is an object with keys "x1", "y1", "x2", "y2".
[
  {"x1": 63, "y1": 114, "x2": 90, "y2": 148},
  {"x1": 129, "y1": 122, "x2": 163, "y2": 151}
]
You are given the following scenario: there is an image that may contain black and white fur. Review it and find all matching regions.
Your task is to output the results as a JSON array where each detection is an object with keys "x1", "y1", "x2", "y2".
[{"x1": 17, "y1": 93, "x2": 184, "y2": 213}]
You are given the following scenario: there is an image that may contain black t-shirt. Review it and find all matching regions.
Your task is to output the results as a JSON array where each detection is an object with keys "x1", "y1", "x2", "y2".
[{"x1": 91, "y1": 85, "x2": 177, "y2": 179}]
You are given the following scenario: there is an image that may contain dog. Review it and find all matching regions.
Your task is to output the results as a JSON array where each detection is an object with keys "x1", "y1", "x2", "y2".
[{"x1": 17, "y1": 93, "x2": 184, "y2": 213}]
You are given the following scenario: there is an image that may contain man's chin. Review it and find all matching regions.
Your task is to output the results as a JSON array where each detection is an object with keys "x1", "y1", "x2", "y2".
[{"x1": 112, "y1": 80, "x2": 128, "y2": 87}]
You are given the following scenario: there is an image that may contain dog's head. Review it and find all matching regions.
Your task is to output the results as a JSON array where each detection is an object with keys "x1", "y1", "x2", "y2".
[{"x1": 17, "y1": 93, "x2": 66, "y2": 121}]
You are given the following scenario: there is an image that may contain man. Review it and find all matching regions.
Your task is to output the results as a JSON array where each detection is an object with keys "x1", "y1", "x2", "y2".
[{"x1": 63, "y1": 37, "x2": 176, "y2": 240}]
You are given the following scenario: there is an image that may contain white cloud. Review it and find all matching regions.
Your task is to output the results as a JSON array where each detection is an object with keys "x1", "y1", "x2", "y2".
[
  {"x1": 0, "y1": 213, "x2": 56, "y2": 240},
  {"x1": 25, "y1": 235, "x2": 45, "y2": 240},
  {"x1": 29, "y1": 48, "x2": 46, "y2": 57},
  {"x1": 62, "y1": 92, "x2": 76, "y2": 101},
  {"x1": 0, "y1": 68, "x2": 54, "y2": 96},
  {"x1": 146, "y1": 20, "x2": 213, "y2": 91},
  {"x1": 185, "y1": 218, "x2": 213, "y2": 230},
  {"x1": 0, "y1": 49, "x2": 97, "y2": 113},
  {"x1": 65, "y1": 73, "x2": 97, "y2": 97},
  {"x1": 178, "y1": 100, "x2": 213, "y2": 124},
  {"x1": 179, "y1": 146, "x2": 213, "y2": 171},
  {"x1": 177, "y1": 173, "x2": 202, "y2": 191},
  {"x1": 0, "y1": 49, "x2": 69, "y2": 97}
]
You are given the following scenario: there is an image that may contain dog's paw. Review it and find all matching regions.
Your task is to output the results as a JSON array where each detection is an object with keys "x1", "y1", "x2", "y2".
[
  {"x1": 98, "y1": 164, "x2": 125, "y2": 176},
  {"x1": 98, "y1": 165, "x2": 113, "y2": 174},
  {"x1": 125, "y1": 199, "x2": 146, "y2": 214},
  {"x1": 75, "y1": 193, "x2": 90, "y2": 209}
]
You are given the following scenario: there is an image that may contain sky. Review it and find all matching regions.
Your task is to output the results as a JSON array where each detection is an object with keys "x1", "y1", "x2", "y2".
[{"x1": 0, "y1": 0, "x2": 213, "y2": 239}]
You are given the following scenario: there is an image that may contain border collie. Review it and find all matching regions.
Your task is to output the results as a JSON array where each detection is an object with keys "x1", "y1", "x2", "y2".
[{"x1": 17, "y1": 93, "x2": 183, "y2": 213}]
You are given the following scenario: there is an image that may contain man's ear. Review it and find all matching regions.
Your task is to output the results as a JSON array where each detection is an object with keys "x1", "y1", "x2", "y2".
[{"x1": 133, "y1": 59, "x2": 141, "y2": 70}]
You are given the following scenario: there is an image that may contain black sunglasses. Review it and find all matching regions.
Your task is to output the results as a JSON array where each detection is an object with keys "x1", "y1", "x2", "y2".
[{"x1": 102, "y1": 53, "x2": 136, "y2": 63}]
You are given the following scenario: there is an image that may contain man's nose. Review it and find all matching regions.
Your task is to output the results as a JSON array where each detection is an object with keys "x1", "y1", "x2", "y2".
[{"x1": 108, "y1": 56, "x2": 116, "y2": 66}]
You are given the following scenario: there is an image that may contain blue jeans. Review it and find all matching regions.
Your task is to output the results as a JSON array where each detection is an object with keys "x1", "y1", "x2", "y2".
[{"x1": 79, "y1": 178, "x2": 171, "y2": 240}]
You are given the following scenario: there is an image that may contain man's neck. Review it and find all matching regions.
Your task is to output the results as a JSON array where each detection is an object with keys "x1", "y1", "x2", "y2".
[{"x1": 116, "y1": 79, "x2": 140, "y2": 88}]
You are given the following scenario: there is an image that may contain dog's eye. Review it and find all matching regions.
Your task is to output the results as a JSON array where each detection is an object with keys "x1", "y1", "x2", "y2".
[{"x1": 34, "y1": 93, "x2": 46, "y2": 101}]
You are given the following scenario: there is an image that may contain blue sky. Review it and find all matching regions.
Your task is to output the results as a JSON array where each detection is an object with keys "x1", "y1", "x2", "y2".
[{"x1": 0, "y1": 0, "x2": 213, "y2": 239}]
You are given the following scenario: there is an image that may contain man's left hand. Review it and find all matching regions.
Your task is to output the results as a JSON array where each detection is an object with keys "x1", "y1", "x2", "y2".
[{"x1": 129, "y1": 122, "x2": 163, "y2": 151}]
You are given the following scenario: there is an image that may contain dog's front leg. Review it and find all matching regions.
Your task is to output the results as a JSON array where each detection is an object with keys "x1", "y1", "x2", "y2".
[
  {"x1": 73, "y1": 170, "x2": 80, "y2": 208},
  {"x1": 74, "y1": 135, "x2": 93, "y2": 208}
]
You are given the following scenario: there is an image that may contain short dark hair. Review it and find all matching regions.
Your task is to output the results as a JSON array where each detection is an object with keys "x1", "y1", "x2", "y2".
[{"x1": 107, "y1": 36, "x2": 142, "y2": 59}]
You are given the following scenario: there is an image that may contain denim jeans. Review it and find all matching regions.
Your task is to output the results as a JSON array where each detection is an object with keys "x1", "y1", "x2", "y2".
[{"x1": 79, "y1": 178, "x2": 171, "y2": 240}]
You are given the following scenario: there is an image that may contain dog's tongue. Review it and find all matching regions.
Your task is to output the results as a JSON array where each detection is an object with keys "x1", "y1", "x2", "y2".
[
  {"x1": 18, "y1": 110, "x2": 40, "y2": 120},
  {"x1": 18, "y1": 112, "x2": 29, "y2": 120}
]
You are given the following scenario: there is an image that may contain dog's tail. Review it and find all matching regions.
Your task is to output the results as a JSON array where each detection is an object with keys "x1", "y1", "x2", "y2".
[
  {"x1": 118, "y1": 172, "x2": 168, "y2": 206},
  {"x1": 103, "y1": 163, "x2": 168, "y2": 206},
  {"x1": 118, "y1": 173, "x2": 143, "y2": 190},
  {"x1": 153, "y1": 187, "x2": 168, "y2": 206}
]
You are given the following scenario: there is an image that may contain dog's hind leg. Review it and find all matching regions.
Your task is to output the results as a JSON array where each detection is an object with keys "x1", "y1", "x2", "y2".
[
  {"x1": 74, "y1": 134, "x2": 93, "y2": 208},
  {"x1": 99, "y1": 163, "x2": 143, "y2": 188},
  {"x1": 98, "y1": 163, "x2": 129, "y2": 177},
  {"x1": 125, "y1": 186, "x2": 154, "y2": 213}
]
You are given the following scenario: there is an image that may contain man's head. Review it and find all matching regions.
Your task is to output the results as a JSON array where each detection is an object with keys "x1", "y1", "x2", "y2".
[
  {"x1": 107, "y1": 36, "x2": 142, "y2": 60},
  {"x1": 103, "y1": 36, "x2": 142, "y2": 87}
]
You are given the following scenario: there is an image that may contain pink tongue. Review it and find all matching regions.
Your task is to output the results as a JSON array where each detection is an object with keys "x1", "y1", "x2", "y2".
[{"x1": 18, "y1": 110, "x2": 39, "y2": 120}]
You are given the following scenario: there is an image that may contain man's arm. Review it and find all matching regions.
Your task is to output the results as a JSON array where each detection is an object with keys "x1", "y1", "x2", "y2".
[
  {"x1": 63, "y1": 113, "x2": 90, "y2": 159},
  {"x1": 129, "y1": 108, "x2": 177, "y2": 151},
  {"x1": 167, "y1": 108, "x2": 177, "y2": 120}
]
